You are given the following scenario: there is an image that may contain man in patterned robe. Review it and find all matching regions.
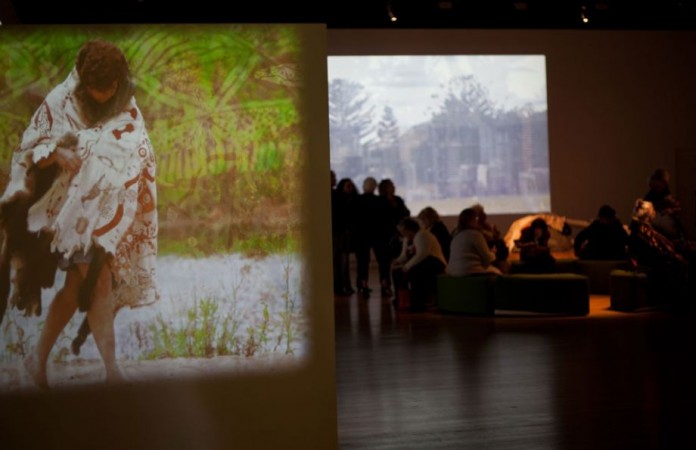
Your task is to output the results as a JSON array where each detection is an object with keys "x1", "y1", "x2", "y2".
[{"x1": 0, "y1": 40, "x2": 158, "y2": 388}]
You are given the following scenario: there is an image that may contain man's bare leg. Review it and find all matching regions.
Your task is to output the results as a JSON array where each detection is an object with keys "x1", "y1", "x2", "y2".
[
  {"x1": 86, "y1": 263, "x2": 122, "y2": 383},
  {"x1": 24, "y1": 268, "x2": 82, "y2": 389}
]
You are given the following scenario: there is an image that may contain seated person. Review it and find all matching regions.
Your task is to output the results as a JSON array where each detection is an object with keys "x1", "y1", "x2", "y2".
[
  {"x1": 448, "y1": 208, "x2": 502, "y2": 277},
  {"x1": 628, "y1": 199, "x2": 689, "y2": 306},
  {"x1": 629, "y1": 200, "x2": 685, "y2": 268},
  {"x1": 471, "y1": 203, "x2": 509, "y2": 273},
  {"x1": 504, "y1": 213, "x2": 573, "y2": 255},
  {"x1": 515, "y1": 217, "x2": 556, "y2": 273},
  {"x1": 652, "y1": 195, "x2": 695, "y2": 257},
  {"x1": 392, "y1": 217, "x2": 447, "y2": 310},
  {"x1": 574, "y1": 205, "x2": 628, "y2": 260},
  {"x1": 417, "y1": 206, "x2": 451, "y2": 261}
]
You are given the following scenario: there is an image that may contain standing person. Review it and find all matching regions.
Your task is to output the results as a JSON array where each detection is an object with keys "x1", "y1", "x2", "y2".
[
  {"x1": 333, "y1": 178, "x2": 360, "y2": 295},
  {"x1": 330, "y1": 169, "x2": 343, "y2": 295},
  {"x1": 448, "y1": 208, "x2": 501, "y2": 276},
  {"x1": 392, "y1": 217, "x2": 446, "y2": 311},
  {"x1": 643, "y1": 168, "x2": 671, "y2": 206},
  {"x1": 355, "y1": 177, "x2": 381, "y2": 297},
  {"x1": 0, "y1": 40, "x2": 158, "y2": 388},
  {"x1": 376, "y1": 178, "x2": 410, "y2": 297}
]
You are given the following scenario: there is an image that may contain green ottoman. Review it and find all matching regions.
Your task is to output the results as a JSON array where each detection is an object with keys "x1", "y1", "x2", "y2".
[
  {"x1": 436, "y1": 274, "x2": 495, "y2": 315},
  {"x1": 609, "y1": 269, "x2": 650, "y2": 311},
  {"x1": 493, "y1": 273, "x2": 590, "y2": 315},
  {"x1": 576, "y1": 260, "x2": 630, "y2": 295}
]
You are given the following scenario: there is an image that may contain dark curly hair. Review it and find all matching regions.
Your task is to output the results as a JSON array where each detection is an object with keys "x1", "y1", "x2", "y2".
[
  {"x1": 74, "y1": 40, "x2": 134, "y2": 125},
  {"x1": 76, "y1": 40, "x2": 130, "y2": 90}
]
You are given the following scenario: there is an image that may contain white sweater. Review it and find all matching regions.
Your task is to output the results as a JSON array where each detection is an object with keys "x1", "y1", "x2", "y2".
[
  {"x1": 447, "y1": 229, "x2": 497, "y2": 276},
  {"x1": 395, "y1": 229, "x2": 447, "y2": 271}
]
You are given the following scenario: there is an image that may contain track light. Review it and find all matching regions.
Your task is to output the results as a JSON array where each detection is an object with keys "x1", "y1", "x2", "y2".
[
  {"x1": 387, "y1": 4, "x2": 397, "y2": 22},
  {"x1": 513, "y1": 1, "x2": 529, "y2": 11}
]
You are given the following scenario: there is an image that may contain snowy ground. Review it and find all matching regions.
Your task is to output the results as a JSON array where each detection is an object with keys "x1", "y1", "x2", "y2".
[{"x1": 0, "y1": 253, "x2": 309, "y2": 392}]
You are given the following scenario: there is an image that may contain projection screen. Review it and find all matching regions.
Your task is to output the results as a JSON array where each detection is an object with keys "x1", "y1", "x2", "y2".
[
  {"x1": 328, "y1": 55, "x2": 550, "y2": 216},
  {"x1": 0, "y1": 24, "x2": 316, "y2": 391}
]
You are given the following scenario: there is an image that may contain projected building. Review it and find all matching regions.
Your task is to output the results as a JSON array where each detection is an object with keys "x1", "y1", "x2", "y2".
[{"x1": 328, "y1": 55, "x2": 550, "y2": 215}]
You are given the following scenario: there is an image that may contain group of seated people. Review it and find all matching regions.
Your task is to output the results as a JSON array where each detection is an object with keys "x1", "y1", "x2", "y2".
[
  {"x1": 390, "y1": 203, "x2": 509, "y2": 310},
  {"x1": 386, "y1": 168, "x2": 694, "y2": 311}
]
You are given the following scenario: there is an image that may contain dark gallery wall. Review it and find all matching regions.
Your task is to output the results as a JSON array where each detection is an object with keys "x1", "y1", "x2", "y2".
[{"x1": 328, "y1": 28, "x2": 696, "y2": 231}]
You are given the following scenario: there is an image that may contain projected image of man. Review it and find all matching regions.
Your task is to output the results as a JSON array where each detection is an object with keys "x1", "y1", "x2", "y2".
[{"x1": 0, "y1": 40, "x2": 158, "y2": 388}]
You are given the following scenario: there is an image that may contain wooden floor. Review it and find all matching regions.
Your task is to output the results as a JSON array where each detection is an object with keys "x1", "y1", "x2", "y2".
[{"x1": 335, "y1": 274, "x2": 696, "y2": 449}]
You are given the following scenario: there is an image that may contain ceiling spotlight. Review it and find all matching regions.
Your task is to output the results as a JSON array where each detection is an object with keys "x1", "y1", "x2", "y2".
[
  {"x1": 387, "y1": 4, "x2": 398, "y2": 22},
  {"x1": 513, "y1": 1, "x2": 529, "y2": 11}
]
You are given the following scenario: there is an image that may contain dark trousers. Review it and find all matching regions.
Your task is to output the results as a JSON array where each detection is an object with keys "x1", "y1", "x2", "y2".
[
  {"x1": 356, "y1": 238, "x2": 392, "y2": 288},
  {"x1": 333, "y1": 232, "x2": 353, "y2": 293},
  {"x1": 392, "y1": 256, "x2": 446, "y2": 310}
]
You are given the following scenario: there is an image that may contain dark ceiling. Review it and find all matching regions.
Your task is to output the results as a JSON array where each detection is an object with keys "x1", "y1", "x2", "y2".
[{"x1": 2, "y1": 0, "x2": 696, "y2": 29}]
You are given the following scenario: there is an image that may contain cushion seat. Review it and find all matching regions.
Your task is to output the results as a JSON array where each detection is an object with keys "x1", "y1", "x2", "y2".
[{"x1": 493, "y1": 273, "x2": 590, "y2": 315}]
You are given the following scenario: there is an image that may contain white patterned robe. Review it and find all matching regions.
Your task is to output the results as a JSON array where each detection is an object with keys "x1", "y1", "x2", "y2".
[{"x1": 0, "y1": 70, "x2": 158, "y2": 308}]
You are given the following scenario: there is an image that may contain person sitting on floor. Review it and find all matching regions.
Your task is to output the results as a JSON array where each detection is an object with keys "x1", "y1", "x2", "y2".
[
  {"x1": 574, "y1": 204, "x2": 629, "y2": 260},
  {"x1": 448, "y1": 208, "x2": 502, "y2": 277},
  {"x1": 392, "y1": 217, "x2": 447, "y2": 311}
]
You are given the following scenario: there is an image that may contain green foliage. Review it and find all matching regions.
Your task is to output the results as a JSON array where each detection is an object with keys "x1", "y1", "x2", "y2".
[
  {"x1": 1, "y1": 320, "x2": 31, "y2": 361},
  {"x1": 140, "y1": 295, "x2": 295, "y2": 360},
  {"x1": 135, "y1": 260, "x2": 299, "y2": 360},
  {"x1": 145, "y1": 298, "x2": 222, "y2": 359},
  {"x1": 279, "y1": 257, "x2": 297, "y2": 355},
  {"x1": 0, "y1": 25, "x2": 304, "y2": 256}
]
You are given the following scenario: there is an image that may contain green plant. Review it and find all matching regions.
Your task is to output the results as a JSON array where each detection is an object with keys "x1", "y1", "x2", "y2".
[
  {"x1": 278, "y1": 255, "x2": 297, "y2": 355},
  {"x1": 2, "y1": 319, "x2": 30, "y2": 360}
]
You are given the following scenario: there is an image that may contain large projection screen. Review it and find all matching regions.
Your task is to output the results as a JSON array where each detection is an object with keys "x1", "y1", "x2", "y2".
[
  {"x1": 328, "y1": 55, "x2": 550, "y2": 216},
  {"x1": 0, "y1": 24, "x2": 336, "y2": 449}
]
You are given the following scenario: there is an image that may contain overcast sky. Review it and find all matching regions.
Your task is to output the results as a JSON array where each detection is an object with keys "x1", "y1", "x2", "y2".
[{"x1": 328, "y1": 55, "x2": 547, "y2": 130}]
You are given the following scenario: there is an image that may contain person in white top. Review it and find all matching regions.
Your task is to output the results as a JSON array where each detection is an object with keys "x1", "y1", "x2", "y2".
[
  {"x1": 392, "y1": 217, "x2": 446, "y2": 310},
  {"x1": 448, "y1": 208, "x2": 502, "y2": 276}
]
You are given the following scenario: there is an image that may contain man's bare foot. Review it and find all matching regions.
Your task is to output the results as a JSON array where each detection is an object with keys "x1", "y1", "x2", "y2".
[
  {"x1": 105, "y1": 365, "x2": 125, "y2": 384},
  {"x1": 23, "y1": 353, "x2": 49, "y2": 390}
]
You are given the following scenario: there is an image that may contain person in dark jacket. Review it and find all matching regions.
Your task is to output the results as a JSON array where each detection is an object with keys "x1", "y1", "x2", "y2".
[
  {"x1": 574, "y1": 205, "x2": 628, "y2": 260},
  {"x1": 515, "y1": 217, "x2": 555, "y2": 273}
]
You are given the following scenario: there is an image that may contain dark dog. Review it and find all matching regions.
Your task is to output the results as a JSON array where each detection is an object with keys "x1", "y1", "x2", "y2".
[
  {"x1": 0, "y1": 133, "x2": 75, "y2": 322},
  {"x1": 0, "y1": 150, "x2": 62, "y2": 323}
]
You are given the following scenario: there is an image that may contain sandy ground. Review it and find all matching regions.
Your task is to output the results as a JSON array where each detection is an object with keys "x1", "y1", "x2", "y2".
[{"x1": 1, "y1": 352, "x2": 302, "y2": 392}]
